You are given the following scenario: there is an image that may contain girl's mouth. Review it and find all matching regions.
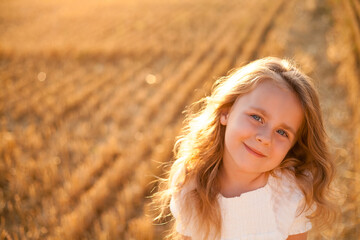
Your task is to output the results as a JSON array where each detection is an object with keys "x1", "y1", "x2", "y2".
[{"x1": 243, "y1": 142, "x2": 266, "y2": 157}]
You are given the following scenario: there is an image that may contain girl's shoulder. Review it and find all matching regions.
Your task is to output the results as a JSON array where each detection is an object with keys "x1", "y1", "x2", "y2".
[
  {"x1": 269, "y1": 169, "x2": 306, "y2": 199},
  {"x1": 169, "y1": 161, "x2": 197, "y2": 214},
  {"x1": 269, "y1": 169, "x2": 316, "y2": 218},
  {"x1": 169, "y1": 162, "x2": 198, "y2": 237},
  {"x1": 170, "y1": 162, "x2": 196, "y2": 193},
  {"x1": 263, "y1": 169, "x2": 314, "y2": 236}
]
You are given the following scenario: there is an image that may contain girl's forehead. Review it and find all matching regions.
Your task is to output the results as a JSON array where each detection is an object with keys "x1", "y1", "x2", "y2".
[{"x1": 232, "y1": 80, "x2": 304, "y2": 130}]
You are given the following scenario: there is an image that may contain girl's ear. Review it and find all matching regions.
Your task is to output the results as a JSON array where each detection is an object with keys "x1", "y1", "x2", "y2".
[{"x1": 220, "y1": 109, "x2": 229, "y2": 125}]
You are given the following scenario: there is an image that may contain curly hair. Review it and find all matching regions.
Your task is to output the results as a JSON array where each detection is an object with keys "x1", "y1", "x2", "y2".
[{"x1": 151, "y1": 57, "x2": 339, "y2": 239}]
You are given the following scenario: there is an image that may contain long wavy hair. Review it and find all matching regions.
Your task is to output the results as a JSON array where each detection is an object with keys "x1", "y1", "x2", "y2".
[{"x1": 151, "y1": 57, "x2": 339, "y2": 239}]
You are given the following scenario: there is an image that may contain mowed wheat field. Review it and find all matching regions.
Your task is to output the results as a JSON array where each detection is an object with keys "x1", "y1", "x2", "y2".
[{"x1": 0, "y1": 0, "x2": 359, "y2": 239}]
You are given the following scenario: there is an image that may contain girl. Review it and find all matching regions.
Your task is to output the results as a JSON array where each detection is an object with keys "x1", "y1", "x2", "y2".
[{"x1": 152, "y1": 57, "x2": 338, "y2": 240}]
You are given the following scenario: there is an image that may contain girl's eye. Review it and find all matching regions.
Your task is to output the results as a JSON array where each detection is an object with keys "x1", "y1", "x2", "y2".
[
  {"x1": 277, "y1": 129, "x2": 288, "y2": 138},
  {"x1": 251, "y1": 114, "x2": 263, "y2": 123}
]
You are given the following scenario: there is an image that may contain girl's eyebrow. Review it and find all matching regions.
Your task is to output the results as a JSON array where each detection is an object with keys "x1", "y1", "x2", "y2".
[{"x1": 249, "y1": 106, "x2": 296, "y2": 136}]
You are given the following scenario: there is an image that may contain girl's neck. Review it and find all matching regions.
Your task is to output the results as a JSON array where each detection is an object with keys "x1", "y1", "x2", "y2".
[{"x1": 218, "y1": 164, "x2": 269, "y2": 198}]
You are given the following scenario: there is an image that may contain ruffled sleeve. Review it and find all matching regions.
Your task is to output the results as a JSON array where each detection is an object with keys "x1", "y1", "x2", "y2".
[
  {"x1": 170, "y1": 192, "x2": 194, "y2": 236},
  {"x1": 169, "y1": 165, "x2": 196, "y2": 236},
  {"x1": 268, "y1": 170, "x2": 316, "y2": 238},
  {"x1": 288, "y1": 197, "x2": 315, "y2": 235}
]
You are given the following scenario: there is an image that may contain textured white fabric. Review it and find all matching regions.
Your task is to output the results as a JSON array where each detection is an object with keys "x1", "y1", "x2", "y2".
[{"x1": 170, "y1": 167, "x2": 314, "y2": 240}]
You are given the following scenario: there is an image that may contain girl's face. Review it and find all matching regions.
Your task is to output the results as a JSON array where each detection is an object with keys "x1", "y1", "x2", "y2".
[{"x1": 220, "y1": 80, "x2": 304, "y2": 174}]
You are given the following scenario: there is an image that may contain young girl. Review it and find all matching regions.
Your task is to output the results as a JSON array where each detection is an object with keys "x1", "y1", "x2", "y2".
[{"x1": 153, "y1": 57, "x2": 338, "y2": 240}]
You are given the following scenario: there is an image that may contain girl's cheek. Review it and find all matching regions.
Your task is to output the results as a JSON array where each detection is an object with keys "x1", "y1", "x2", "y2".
[{"x1": 275, "y1": 140, "x2": 292, "y2": 155}]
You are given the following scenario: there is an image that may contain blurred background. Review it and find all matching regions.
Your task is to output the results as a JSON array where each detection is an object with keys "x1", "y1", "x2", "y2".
[{"x1": 0, "y1": 0, "x2": 359, "y2": 239}]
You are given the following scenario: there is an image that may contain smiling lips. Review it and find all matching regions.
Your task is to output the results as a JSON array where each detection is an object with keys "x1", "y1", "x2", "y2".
[{"x1": 243, "y1": 142, "x2": 267, "y2": 157}]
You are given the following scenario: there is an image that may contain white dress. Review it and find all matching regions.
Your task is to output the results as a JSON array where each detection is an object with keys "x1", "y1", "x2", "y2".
[{"x1": 170, "y1": 167, "x2": 315, "y2": 240}]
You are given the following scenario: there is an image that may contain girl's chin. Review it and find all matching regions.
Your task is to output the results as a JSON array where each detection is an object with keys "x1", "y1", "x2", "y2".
[{"x1": 233, "y1": 160, "x2": 263, "y2": 173}]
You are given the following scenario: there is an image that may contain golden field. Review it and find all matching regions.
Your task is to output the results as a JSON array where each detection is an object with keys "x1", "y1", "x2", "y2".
[{"x1": 0, "y1": 0, "x2": 359, "y2": 239}]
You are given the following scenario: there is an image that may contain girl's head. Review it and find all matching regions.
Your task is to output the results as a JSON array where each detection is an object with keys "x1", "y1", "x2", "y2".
[
  {"x1": 219, "y1": 77, "x2": 304, "y2": 175},
  {"x1": 154, "y1": 57, "x2": 337, "y2": 239},
  {"x1": 177, "y1": 57, "x2": 328, "y2": 179}
]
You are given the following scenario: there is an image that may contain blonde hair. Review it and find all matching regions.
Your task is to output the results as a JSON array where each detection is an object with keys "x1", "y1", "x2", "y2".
[{"x1": 152, "y1": 57, "x2": 339, "y2": 239}]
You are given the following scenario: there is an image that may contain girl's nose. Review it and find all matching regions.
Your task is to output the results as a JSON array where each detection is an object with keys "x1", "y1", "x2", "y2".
[{"x1": 255, "y1": 129, "x2": 271, "y2": 145}]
